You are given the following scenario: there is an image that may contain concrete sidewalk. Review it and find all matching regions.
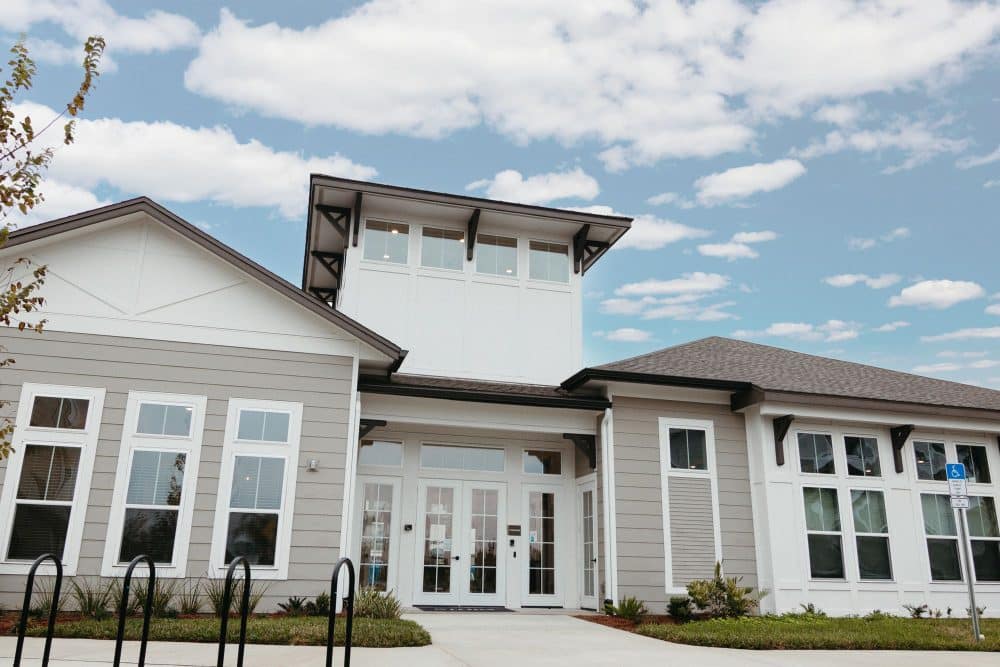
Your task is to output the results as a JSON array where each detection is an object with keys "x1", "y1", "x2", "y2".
[{"x1": 2, "y1": 613, "x2": 996, "y2": 666}]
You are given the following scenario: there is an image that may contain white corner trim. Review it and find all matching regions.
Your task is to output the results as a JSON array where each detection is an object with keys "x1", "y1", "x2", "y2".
[
  {"x1": 207, "y1": 397, "x2": 303, "y2": 580},
  {"x1": 100, "y1": 391, "x2": 207, "y2": 578},
  {"x1": 600, "y1": 403, "x2": 620, "y2": 604},
  {"x1": 340, "y1": 356, "x2": 362, "y2": 563},
  {"x1": 657, "y1": 416, "x2": 723, "y2": 594},
  {"x1": 0, "y1": 383, "x2": 106, "y2": 576}
]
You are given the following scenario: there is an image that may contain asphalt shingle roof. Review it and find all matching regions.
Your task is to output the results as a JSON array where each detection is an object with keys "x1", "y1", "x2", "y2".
[{"x1": 591, "y1": 336, "x2": 1000, "y2": 413}]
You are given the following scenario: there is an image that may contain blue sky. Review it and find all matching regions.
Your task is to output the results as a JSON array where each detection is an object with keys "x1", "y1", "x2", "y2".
[{"x1": 4, "y1": 0, "x2": 1000, "y2": 385}]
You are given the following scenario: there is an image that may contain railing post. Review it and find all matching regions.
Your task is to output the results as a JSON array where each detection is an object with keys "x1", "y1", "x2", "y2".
[
  {"x1": 113, "y1": 555, "x2": 156, "y2": 667},
  {"x1": 13, "y1": 553, "x2": 63, "y2": 667},
  {"x1": 326, "y1": 557, "x2": 355, "y2": 667},
  {"x1": 217, "y1": 556, "x2": 251, "y2": 667}
]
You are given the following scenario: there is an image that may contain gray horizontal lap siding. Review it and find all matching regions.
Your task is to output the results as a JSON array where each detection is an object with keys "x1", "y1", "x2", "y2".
[
  {"x1": 611, "y1": 396, "x2": 756, "y2": 609},
  {"x1": 0, "y1": 329, "x2": 353, "y2": 610}
]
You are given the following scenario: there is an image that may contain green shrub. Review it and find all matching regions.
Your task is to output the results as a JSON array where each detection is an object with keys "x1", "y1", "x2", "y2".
[
  {"x1": 799, "y1": 603, "x2": 826, "y2": 617},
  {"x1": 31, "y1": 578, "x2": 68, "y2": 619},
  {"x1": 686, "y1": 562, "x2": 765, "y2": 619},
  {"x1": 603, "y1": 600, "x2": 616, "y2": 616},
  {"x1": 176, "y1": 579, "x2": 202, "y2": 615},
  {"x1": 967, "y1": 605, "x2": 987, "y2": 617},
  {"x1": 278, "y1": 596, "x2": 309, "y2": 616},
  {"x1": 68, "y1": 578, "x2": 113, "y2": 619},
  {"x1": 864, "y1": 609, "x2": 894, "y2": 621},
  {"x1": 307, "y1": 592, "x2": 331, "y2": 617},
  {"x1": 903, "y1": 603, "x2": 929, "y2": 619},
  {"x1": 353, "y1": 588, "x2": 402, "y2": 620},
  {"x1": 202, "y1": 577, "x2": 268, "y2": 617},
  {"x1": 612, "y1": 596, "x2": 648, "y2": 623},
  {"x1": 667, "y1": 596, "x2": 692, "y2": 621},
  {"x1": 131, "y1": 579, "x2": 177, "y2": 618},
  {"x1": 110, "y1": 580, "x2": 143, "y2": 617}
]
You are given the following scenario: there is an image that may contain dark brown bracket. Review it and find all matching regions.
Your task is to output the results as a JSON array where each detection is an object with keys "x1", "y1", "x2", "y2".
[
  {"x1": 351, "y1": 192, "x2": 363, "y2": 247},
  {"x1": 572, "y1": 224, "x2": 590, "y2": 274},
  {"x1": 772, "y1": 415, "x2": 794, "y2": 466},
  {"x1": 466, "y1": 208, "x2": 481, "y2": 261},
  {"x1": 890, "y1": 424, "x2": 914, "y2": 474},
  {"x1": 315, "y1": 204, "x2": 352, "y2": 243},
  {"x1": 359, "y1": 418, "x2": 387, "y2": 440},
  {"x1": 564, "y1": 433, "x2": 596, "y2": 469},
  {"x1": 309, "y1": 286, "x2": 338, "y2": 306}
]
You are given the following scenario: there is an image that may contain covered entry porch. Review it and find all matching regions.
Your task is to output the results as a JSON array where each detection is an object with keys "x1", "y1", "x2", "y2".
[{"x1": 346, "y1": 376, "x2": 609, "y2": 611}]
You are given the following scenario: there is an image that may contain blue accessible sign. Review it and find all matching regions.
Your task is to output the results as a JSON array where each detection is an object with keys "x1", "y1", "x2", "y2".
[{"x1": 947, "y1": 463, "x2": 966, "y2": 480}]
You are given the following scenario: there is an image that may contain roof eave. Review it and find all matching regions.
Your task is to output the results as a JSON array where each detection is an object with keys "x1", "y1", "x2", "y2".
[
  {"x1": 360, "y1": 375, "x2": 611, "y2": 411},
  {"x1": 562, "y1": 368, "x2": 751, "y2": 393}
]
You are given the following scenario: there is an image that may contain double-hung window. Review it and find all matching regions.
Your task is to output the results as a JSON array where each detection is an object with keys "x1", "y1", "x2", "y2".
[
  {"x1": 921, "y1": 493, "x2": 962, "y2": 581},
  {"x1": 0, "y1": 384, "x2": 105, "y2": 575},
  {"x1": 967, "y1": 496, "x2": 1000, "y2": 582},
  {"x1": 851, "y1": 490, "x2": 891, "y2": 580},
  {"x1": 102, "y1": 392, "x2": 206, "y2": 577},
  {"x1": 209, "y1": 399, "x2": 303, "y2": 579},
  {"x1": 803, "y1": 487, "x2": 844, "y2": 579}
]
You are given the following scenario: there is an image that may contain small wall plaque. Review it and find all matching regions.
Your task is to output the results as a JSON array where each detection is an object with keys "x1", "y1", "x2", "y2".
[{"x1": 507, "y1": 524, "x2": 521, "y2": 536}]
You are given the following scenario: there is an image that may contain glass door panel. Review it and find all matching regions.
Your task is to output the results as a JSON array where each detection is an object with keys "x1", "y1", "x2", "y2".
[
  {"x1": 359, "y1": 482, "x2": 393, "y2": 590},
  {"x1": 422, "y1": 485, "x2": 455, "y2": 594},
  {"x1": 468, "y1": 488, "x2": 499, "y2": 596},
  {"x1": 528, "y1": 490, "x2": 556, "y2": 596},
  {"x1": 578, "y1": 481, "x2": 598, "y2": 609}
]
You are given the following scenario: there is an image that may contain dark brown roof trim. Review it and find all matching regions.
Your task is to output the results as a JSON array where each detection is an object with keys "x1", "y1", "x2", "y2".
[
  {"x1": 310, "y1": 174, "x2": 633, "y2": 226},
  {"x1": 360, "y1": 374, "x2": 611, "y2": 411},
  {"x1": 561, "y1": 367, "x2": 751, "y2": 393},
  {"x1": 6, "y1": 197, "x2": 405, "y2": 363}
]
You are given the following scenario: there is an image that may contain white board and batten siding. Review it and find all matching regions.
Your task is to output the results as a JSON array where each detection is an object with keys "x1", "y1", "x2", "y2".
[
  {"x1": 0, "y1": 329, "x2": 354, "y2": 609},
  {"x1": 611, "y1": 396, "x2": 757, "y2": 609}
]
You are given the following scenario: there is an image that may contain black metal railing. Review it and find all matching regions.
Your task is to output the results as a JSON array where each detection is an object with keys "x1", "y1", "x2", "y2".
[
  {"x1": 217, "y1": 556, "x2": 251, "y2": 667},
  {"x1": 13, "y1": 553, "x2": 63, "y2": 667},
  {"x1": 113, "y1": 555, "x2": 156, "y2": 667},
  {"x1": 326, "y1": 557, "x2": 355, "y2": 667}
]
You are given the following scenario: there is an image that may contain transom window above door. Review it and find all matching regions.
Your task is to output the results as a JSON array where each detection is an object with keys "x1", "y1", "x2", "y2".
[
  {"x1": 421, "y1": 227, "x2": 464, "y2": 270},
  {"x1": 29, "y1": 395, "x2": 89, "y2": 430},
  {"x1": 363, "y1": 220, "x2": 409, "y2": 264},
  {"x1": 420, "y1": 444, "x2": 504, "y2": 473}
]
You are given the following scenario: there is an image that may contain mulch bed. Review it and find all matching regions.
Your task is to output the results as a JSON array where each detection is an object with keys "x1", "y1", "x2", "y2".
[{"x1": 576, "y1": 614, "x2": 676, "y2": 631}]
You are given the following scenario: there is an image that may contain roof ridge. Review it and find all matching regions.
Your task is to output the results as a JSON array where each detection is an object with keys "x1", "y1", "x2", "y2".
[{"x1": 595, "y1": 336, "x2": 722, "y2": 370}]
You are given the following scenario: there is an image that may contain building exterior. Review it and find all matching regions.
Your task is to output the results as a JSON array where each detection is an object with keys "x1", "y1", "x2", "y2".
[{"x1": 1, "y1": 178, "x2": 998, "y2": 617}]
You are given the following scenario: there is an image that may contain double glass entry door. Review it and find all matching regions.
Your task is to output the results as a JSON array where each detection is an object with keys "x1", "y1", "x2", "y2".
[{"x1": 414, "y1": 480, "x2": 506, "y2": 606}]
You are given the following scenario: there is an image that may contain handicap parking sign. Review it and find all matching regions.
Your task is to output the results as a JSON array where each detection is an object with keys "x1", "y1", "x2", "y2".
[{"x1": 946, "y1": 463, "x2": 966, "y2": 480}]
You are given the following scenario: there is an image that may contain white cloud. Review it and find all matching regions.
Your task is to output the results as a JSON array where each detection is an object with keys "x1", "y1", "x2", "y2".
[
  {"x1": 873, "y1": 321, "x2": 910, "y2": 332},
  {"x1": 823, "y1": 273, "x2": 901, "y2": 289},
  {"x1": 922, "y1": 327, "x2": 1000, "y2": 342},
  {"x1": 888, "y1": 279, "x2": 985, "y2": 309},
  {"x1": 574, "y1": 206, "x2": 709, "y2": 251},
  {"x1": 956, "y1": 144, "x2": 1000, "y2": 169},
  {"x1": 184, "y1": 2, "x2": 1000, "y2": 170},
  {"x1": 813, "y1": 103, "x2": 864, "y2": 127},
  {"x1": 734, "y1": 319, "x2": 860, "y2": 343},
  {"x1": 646, "y1": 192, "x2": 680, "y2": 206},
  {"x1": 596, "y1": 328, "x2": 653, "y2": 343},
  {"x1": 792, "y1": 116, "x2": 970, "y2": 173},
  {"x1": 10, "y1": 101, "x2": 375, "y2": 221},
  {"x1": 7, "y1": 180, "x2": 111, "y2": 228},
  {"x1": 912, "y1": 362, "x2": 962, "y2": 373},
  {"x1": 986, "y1": 303, "x2": 1000, "y2": 315},
  {"x1": 848, "y1": 226, "x2": 911, "y2": 251},
  {"x1": 615, "y1": 272, "x2": 729, "y2": 297},
  {"x1": 697, "y1": 229, "x2": 777, "y2": 261},
  {"x1": 465, "y1": 168, "x2": 598, "y2": 205},
  {"x1": 599, "y1": 297, "x2": 657, "y2": 316},
  {"x1": 694, "y1": 159, "x2": 806, "y2": 206},
  {"x1": 986, "y1": 179, "x2": 1000, "y2": 189},
  {"x1": 1, "y1": 0, "x2": 200, "y2": 68},
  {"x1": 641, "y1": 299, "x2": 738, "y2": 322},
  {"x1": 937, "y1": 350, "x2": 987, "y2": 358}
]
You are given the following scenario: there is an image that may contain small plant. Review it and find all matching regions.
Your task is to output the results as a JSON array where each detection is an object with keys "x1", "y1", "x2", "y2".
[
  {"x1": 176, "y1": 579, "x2": 202, "y2": 615},
  {"x1": 967, "y1": 605, "x2": 987, "y2": 617},
  {"x1": 667, "y1": 596, "x2": 692, "y2": 621},
  {"x1": 131, "y1": 579, "x2": 177, "y2": 618},
  {"x1": 864, "y1": 609, "x2": 893, "y2": 620},
  {"x1": 203, "y1": 577, "x2": 269, "y2": 617},
  {"x1": 278, "y1": 596, "x2": 309, "y2": 616},
  {"x1": 306, "y1": 592, "x2": 331, "y2": 617},
  {"x1": 68, "y1": 577, "x2": 113, "y2": 619},
  {"x1": 30, "y1": 578, "x2": 67, "y2": 619},
  {"x1": 798, "y1": 603, "x2": 826, "y2": 617},
  {"x1": 353, "y1": 588, "x2": 402, "y2": 620},
  {"x1": 110, "y1": 580, "x2": 142, "y2": 617},
  {"x1": 686, "y1": 562, "x2": 766, "y2": 619},
  {"x1": 932, "y1": 608, "x2": 943, "y2": 619},
  {"x1": 947, "y1": 606, "x2": 953, "y2": 618},
  {"x1": 612, "y1": 596, "x2": 648, "y2": 623},
  {"x1": 603, "y1": 600, "x2": 616, "y2": 616},
  {"x1": 903, "y1": 603, "x2": 929, "y2": 619}
]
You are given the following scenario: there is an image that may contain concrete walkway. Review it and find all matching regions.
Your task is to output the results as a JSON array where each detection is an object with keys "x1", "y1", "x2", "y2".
[{"x1": 1, "y1": 613, "x2": 996, "y2": 666}]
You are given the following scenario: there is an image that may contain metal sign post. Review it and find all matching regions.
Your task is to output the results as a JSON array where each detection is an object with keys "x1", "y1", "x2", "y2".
[{"x1": 947, "y1": 462, "x2": 981, "y2": 643}]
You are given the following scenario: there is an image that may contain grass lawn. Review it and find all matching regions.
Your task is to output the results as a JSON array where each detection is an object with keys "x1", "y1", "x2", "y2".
[
  {"x1": 635, "y1": 615, "x2": 1000, "y2": 651},
  {"x1": 20, "y1": 615, "x2": 430, "y2": 648}
]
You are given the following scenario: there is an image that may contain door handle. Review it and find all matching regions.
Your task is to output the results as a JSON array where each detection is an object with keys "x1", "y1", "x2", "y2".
[
  {"x1": 453, "y1": 555, "x2": 460, "y2": 561},
  {"x1": 591, "y1": 558, "x2": 598, "y2": 563}
]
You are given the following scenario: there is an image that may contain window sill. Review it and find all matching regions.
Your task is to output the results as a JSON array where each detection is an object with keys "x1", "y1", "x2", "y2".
[
  {"x1": 102, "y1": 562, "x2": 187, "y2": 578},
  {"x1": 207, "y1": 565, "x2": 288, "y2": 581},
  {"x1": 0, "y1": 561, "x2": 78, "y2": 576},
  {"x1": 525, "y1": 279, "x2": 572, "y2": 293},
  {"x1": 359, "y1": 259, "x2": 410, "y2": 273}
]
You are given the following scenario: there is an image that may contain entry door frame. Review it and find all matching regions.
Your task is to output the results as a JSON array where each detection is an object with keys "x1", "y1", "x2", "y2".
[
  {"x1": 521, "y1": 482, "x2": 565, "y2": 607},
  {"x1": 412, "y1": 479, "x2": 508, "y2": 606},
  {"x1": 576, "y1": 474, "x2": 599, "y2": 610},
  {"x1": 354, "y1": 475, "x2": 403, "y2": 594}
]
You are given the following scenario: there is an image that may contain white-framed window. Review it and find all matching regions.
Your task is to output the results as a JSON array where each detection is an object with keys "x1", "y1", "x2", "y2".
[
  {"x1": 528, "y1": 240, "x2": 569, "y2": 283},
  {"x1": 208, "y1": 398, "x2": 303, "y2": 580},
  {"x1": 967, "y1": 496, "x2": 1000, "y2": 582},
  {"x1": 523, "y1": 449, "x2": 562, "y2": 475},
  {"x1": 421, "y1": 226, "x2": 464, "y2": 270},
  {"x1": 476, "y1": 234, "x2": 518, "y2": 277},
  {"x1": 920, "y1": 493, "x2": 962, "y2": 581},
  {"x1": 844, "y1": 436, "x2": 881, "y2": 477},
  {"x1": 803, "y1": 486, "x2": 844, "y2": 579},
  {"x1": 657, "y1": 417, "x2": 721, "y2": 594},
  {"x1": 101, "y1": 392, "x2": 206, "y2": 577},
  {"x1": 797, "y1": 431, "x2": 835, "y2": 475},
  {"x1": 850, "y1": 489, "x2": 892, "y2": 580},
  {"x1": 358, "y1": 440, "x2": 403, "y2": 467},
  {"x1": 357, "y1": 477, "x2": 401, "y2": 591},
  {"x1": 914, "y1": 441, "x2": 948, "y2": 481},
  {"x1": 0, "y1": 383, "x2": 105, "y2": 575},
  {"x1": 363, "y1": 220, "x2": 409, "y2": 264},
  {"x1": 419, "y1": 444, "x2": 505, "y2": 473},
  {"x1": 957, "y1": 444, "x2": 992, "y2": 484}
]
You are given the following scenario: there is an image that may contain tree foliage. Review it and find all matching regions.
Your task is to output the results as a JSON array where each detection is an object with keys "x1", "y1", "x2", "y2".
[{"x1": 0, "y1": 36, "x2": 105, "y2": 458}]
